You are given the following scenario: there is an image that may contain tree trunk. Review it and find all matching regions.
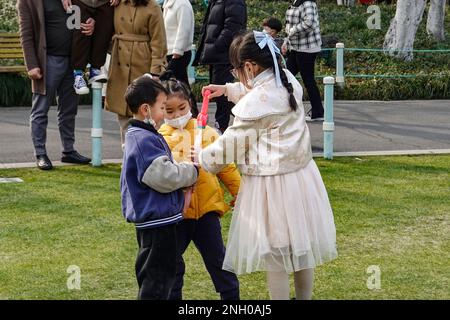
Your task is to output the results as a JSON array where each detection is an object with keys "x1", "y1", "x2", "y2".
[
  {"x1": 337, "y1": 0, "x2": 355, "y2": 6},
  {"x1": 383, "y1": 0, "x2": 427, "y2": 61},
  {"x1": 427, "y1": 0, "x2": 446, "y2": 42}
]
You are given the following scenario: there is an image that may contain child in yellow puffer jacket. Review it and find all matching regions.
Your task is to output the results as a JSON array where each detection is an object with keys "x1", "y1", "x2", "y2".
[{"x1": 159, "y1": 79, "x2": 241, "y2": 300}]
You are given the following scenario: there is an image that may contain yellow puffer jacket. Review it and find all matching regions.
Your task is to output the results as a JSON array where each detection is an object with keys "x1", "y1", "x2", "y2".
[{"x1": 159, "y1": 119, "x2": 241, "y2": 220}]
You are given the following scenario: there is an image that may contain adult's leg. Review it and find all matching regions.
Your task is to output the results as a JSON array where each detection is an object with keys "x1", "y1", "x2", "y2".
[
  {"x1": 266, "y1": 270, "x2": 290, "y2": 300},
  {"x1": 169, "y1": 219, "x2": 195, "y2": 300},
  {"x1": 30, "y1": 55, "x2": 62, "y2": 156},
  {"x1": 285, "y1": 51, "x2": 300, "y2": 76},
  {"x1": 71, "y1": 0, "x2": 95, "y2": 70},
  {"x1": 293, "y1": 268, "x2": 314, "y2": 300},
  {"x1": 90, "y1": 3, "x2": 115, "y2": 69},
  {"x1": 210, "y1": 64, "x2": 234, "y2": 133},
  {"x1": 193, "y1": 212, "x2": 240, "y2": 300},
  {"x1": 56, "y1": 56, "x2": 80, "y2": 153},
  {"x1": 297, "y1": 52, "x2": 324, "y2": 118},
  {"x1": 135, "y1": 224, "x2": 177, "y2": 300}
]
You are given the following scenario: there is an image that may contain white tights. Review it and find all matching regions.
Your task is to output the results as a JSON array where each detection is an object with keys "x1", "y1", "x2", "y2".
[{"x1": 266, "y1": 268, "x2": 314, "y2": 300}]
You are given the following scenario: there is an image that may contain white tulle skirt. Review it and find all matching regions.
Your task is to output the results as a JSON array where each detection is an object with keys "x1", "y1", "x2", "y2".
[{"x1": 223, "y1": 160, "x2": 338, "y2": 275}]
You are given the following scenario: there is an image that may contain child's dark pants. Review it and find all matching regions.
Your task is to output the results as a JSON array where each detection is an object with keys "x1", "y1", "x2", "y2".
[
  {"x1": 71, "y1": 0, "x2": 114, "y2": 70},
  {"x1": 169, "y1": 212, "x2": 240, "y2": 300},
  {"x1": 135, "y1": 224, "x2": 177, "y2": 300}
]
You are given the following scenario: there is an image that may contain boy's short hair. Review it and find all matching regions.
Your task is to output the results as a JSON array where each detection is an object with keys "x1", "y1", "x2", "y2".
[
  {"x1": 124, "y1": 75, "x2": 168, "y2": 114},
  {"x1": 262, "y1": 17, "x2": 283, "y2": 33}
]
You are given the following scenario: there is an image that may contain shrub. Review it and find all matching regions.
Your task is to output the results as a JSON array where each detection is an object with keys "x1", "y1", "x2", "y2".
[{"x1": 0, "y1": 0, "x2": 18, "y2": 32}]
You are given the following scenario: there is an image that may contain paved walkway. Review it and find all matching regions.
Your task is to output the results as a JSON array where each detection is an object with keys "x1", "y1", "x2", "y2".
[{"x1": 0, "y1": 100, "x2": 449, "y2": 165}]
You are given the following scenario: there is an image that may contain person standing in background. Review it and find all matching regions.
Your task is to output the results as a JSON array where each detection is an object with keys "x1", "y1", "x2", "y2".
[
  {"x1": 17, "y1": 0, "x2": 94, "y2": 170},
  {"x1": 193, "y1": 0, "x2": 247, "y2": 133},
  {"x1": 262, "y1": 17, "x2": 284, "y2": 50},
  {"x1": 163, "y1": 0, "x2": 198, "y2": 116},
  {"x1": 105, "y1": 0, "x2": 167, "y2": 149},
  {"x1": 282, "y1": 0, "x2": 324, "y2": 122}
]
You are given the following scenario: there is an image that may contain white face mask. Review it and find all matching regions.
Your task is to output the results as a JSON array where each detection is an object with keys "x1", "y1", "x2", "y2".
[
  {"x1": 144, "y1": 106, "x2": 157, "y2": 128},
  {"x1": 244, "y1": 68, "x2": 255, "y2": 89},
  {"x1": 164, "y1": 111, "x2": 192, "y2": 130}
]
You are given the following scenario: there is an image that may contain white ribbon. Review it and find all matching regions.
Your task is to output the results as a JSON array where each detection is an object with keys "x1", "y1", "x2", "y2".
[{"x1": 253, "y1": 30, "x2": 283, "y2": 88}]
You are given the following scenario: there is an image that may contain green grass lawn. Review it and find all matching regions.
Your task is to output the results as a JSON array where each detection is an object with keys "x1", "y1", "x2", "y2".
[{"x1": 0, "y1": 155, "x2": 449, "y2": 300}]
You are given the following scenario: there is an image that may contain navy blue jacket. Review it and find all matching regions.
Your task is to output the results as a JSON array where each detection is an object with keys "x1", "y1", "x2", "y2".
[{"x1": 120, "y1": 120, "x2": 198, "y2": 230}]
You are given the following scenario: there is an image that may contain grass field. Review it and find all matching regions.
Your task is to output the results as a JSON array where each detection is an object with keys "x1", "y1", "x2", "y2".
[{"x1": 0, "y1": 155, "x2": 449, "y2": 300}]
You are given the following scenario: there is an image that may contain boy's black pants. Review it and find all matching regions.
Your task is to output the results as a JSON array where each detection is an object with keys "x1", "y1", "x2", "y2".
[
  {"x1": 71, "y1": 0, "x2": 114, "y2": 70},
  {"x1": 135, "y1": 224, "x2": 177, "y2": 300}
]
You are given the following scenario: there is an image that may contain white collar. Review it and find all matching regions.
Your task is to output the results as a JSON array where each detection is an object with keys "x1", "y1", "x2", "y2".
[
  {"x1": 252, "y1": 68, "x2": 274, "y2": 87},
  {"x1": 231, "y1": 69, "x2": 294, "y2": 120}
]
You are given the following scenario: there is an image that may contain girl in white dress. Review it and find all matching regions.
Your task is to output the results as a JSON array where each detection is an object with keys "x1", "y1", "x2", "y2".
[{"x1": 199, "y1": 30, "x2": 337, "y2": 300}]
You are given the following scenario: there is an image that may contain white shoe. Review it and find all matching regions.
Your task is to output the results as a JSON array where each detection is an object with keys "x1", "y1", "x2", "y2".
[
  {"x1": 74, "y1": 74, "x2": 89, "y2": 95},
  {"x1": 88, "y1": 68, "x2": 108, "y2": 84}
]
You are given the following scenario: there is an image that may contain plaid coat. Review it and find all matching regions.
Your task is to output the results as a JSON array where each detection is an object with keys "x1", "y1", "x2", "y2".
[{"x1": 285, "y1": 0, "x2": 322, "y2": 52}]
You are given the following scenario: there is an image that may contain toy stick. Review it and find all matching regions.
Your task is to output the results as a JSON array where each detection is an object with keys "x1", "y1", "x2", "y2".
[{"x1": 194, "y1": 90, "x2": 211, "y2": 164}]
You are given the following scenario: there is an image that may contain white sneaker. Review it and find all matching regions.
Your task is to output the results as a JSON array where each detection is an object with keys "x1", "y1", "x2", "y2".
[
  {"x1": 88, "y1": 68, "x2": 108, "y2": 84},
  {"x1": 74, "y1": 74, "x2": 89, "y2": 95}
]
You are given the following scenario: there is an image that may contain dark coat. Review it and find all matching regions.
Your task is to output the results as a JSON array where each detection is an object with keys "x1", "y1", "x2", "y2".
[
  {"x1": 16, "y1": 0, "x2": 47, "y2": 95},
  {"x1": 193, "y1": 0, "x2": 247, "y2": 66}
]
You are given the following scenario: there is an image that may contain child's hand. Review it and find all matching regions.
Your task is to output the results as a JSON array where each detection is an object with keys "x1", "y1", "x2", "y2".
[
  {"x1": 202, "y1": 85, "x2": 226, "y2": 100},
  {"x1": 62, "y1": 0, "x2": 72, "y2": 13},
  {"x1": 110, "y1": 0, "x2": 120, "y2": 6}
]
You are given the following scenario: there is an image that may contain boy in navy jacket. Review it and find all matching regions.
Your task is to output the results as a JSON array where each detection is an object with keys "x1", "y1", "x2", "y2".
[{"x1": 121, "y1": 75, "x2": 198, "y2": 300}]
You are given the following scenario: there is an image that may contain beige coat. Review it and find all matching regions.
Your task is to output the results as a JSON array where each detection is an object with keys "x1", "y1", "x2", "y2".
[{"x1": 106, "y1": 0, "x2": 167, "y2": 117}]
